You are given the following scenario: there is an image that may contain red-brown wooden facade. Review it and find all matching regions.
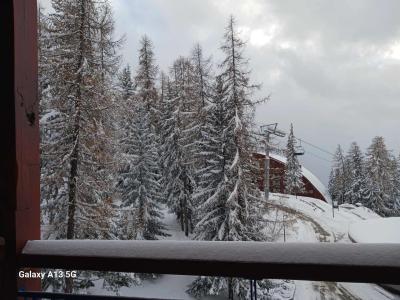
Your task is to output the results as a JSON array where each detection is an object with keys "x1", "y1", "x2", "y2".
[
  {"x1": 1, "y1": 0, "x2": 40, "y2": 297},
  {"x1": 253, "y1": 153, "x2": 327, "y2": 202}
]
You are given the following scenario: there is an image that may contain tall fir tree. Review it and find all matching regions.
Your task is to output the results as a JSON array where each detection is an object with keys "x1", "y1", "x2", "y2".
[
  {"x1": 190, "y1": 44, "x2": 214, "y2": 178},
  {"x1": 116, "y1": 64, "x2": 135, "y2": 156},
  {"x1": 328, "y1": 145, "x2": 347, "y2": 204},
  {"x1": 344, "y1": 142, "x2": 368, "y2": 205},
  {"x1": 188, "y1": 16, "x2": 266, "y2": 300},
  {"x1": 364, "y1": 136, "x2": 396, "y2": 216},
  {"x1": 118, "y1": 101, "x2": 167, "y2": 240},
  {"x1": 393, "y1": 154, "x2": 400, "y2": 214},
  {"x1": 162, "y1": 57, "x2": 196, "y2": 236},
  {"x1": 284, "y1": 124, "x2": 304, "y2": 195},
  {"x1": 192, "y1": 74, "x2": 228, "y2": 232},
  {"x1": 41, "y1": 0, "x2": 119, "y2": 240},
  {"x1": 134, "y1": 35, "x2": 159, "y2": 131},
  {"x1": 40, "y1": 0, "x2": 121, "y2": 292},
  {"x1": 118, "y1": 64, "x2": 135, "y2": 101}
]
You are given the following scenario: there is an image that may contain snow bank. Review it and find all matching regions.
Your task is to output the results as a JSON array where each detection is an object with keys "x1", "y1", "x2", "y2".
[
  {"x1": 270, "y1": 193, "x2": 381, "y2": 244},
  {"x1": 349, "y1": 217, "x2": 400, "y2": 243}
]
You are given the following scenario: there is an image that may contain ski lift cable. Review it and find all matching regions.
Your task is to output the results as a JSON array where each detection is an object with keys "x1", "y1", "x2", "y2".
[
  {"x1": 252, "y1": 129, "x2": 335, "y2": 159},
  {"x1": 305, "y1": 150, "x2": 332, "y2": 163},
  {"x1": 294, "y1": 137, "x2": 335, "y2": 157}
]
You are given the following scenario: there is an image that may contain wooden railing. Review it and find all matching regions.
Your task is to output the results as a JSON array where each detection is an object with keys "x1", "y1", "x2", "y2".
[
  {"x1": 19, "y1": 240, "x2": 400, "y2": 284},
  {"x1": 15, "y1": 240, "x2": 400, "y2": 299}
]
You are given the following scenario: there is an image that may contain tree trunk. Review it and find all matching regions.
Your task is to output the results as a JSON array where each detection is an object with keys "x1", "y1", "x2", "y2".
[
  {"x1": 65, "y1": 277, "x2": 73, "y2": 293},
  {"x1": 184, "y1": 203, "x2": 189, "y2": 236},
  {"x1": 65, "y1": 1, "x2": 85, "y2": 292},
  {"x1": 228, "y1": 278, "x2": 234, "y2": 300},
  {"x1": 66, "y1": 139, "x2": 79, "y2": 240}
]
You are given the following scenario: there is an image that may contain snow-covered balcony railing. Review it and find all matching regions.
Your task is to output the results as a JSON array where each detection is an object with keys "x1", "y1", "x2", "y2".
[{"x1": 19, "y1": 240, "x2": 400, "y2": 284}]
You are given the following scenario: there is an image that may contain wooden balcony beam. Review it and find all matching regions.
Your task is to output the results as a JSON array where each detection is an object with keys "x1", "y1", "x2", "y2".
[{"x1": 19, "y1": 240, "x2": 400, "y2": 284}]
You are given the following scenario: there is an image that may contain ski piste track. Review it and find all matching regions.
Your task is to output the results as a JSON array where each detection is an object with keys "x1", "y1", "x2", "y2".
[{"x1": 269, "y1": 194, "x2": 398, "y2": 300}]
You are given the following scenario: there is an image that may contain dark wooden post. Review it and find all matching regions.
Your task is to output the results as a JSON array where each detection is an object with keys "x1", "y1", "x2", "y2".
[{"x1": 1, "y1": 0, "x2": 40, "y2": 298}]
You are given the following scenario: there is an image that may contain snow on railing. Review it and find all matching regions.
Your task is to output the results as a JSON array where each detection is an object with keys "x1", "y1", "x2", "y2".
[{"x1": 19, "y1": 240, "x2": 400, "y2": 284}]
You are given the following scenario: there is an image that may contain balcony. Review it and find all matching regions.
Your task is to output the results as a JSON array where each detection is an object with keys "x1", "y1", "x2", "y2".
[
  {"x1": 13, "y1": 240, "x2": 400, "y2": 299},
  {"x1": 2, "y1": 1, "x2": 400, "y2": 299}
]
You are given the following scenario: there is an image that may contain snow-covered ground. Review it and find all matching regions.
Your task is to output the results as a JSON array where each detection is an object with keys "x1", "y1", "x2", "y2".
[
  {"x1": 349, "y1": 217, "x2": 400, "y2": 243},
  {"x1": 267, "y1": 193, "x2": 399, "y2": 300},
  {"x1": 68, "y1": 197, "x2": 398, "y2": 299},
  {"x1": 84, "y1": 208, "x2": 223, "y2": 299}
]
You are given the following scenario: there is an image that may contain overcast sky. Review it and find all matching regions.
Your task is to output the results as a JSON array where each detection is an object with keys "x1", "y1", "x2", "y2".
[{"x1": 40, "y1": 0, "x2": 400, "y2": 184}]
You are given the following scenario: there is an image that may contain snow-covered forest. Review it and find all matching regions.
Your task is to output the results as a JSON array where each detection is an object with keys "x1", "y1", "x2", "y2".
[
  {"x1": 38, "y1": 1, "x2": 400, "y2": 299},
  {"x1": 328, "y1": 138, "x2": 400, "y2": 217},
  {"x1": 39, "y1": 0, "x2": 271, "y2": 297}
]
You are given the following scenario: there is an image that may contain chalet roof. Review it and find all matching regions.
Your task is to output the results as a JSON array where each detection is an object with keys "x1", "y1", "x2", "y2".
[{"x1": 258, "y1": 152, "x2": 332, "y2": 204}]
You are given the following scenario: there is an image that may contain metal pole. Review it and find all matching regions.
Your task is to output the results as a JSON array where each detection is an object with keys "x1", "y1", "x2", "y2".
[
  {"x1": 264, "y1": 132, "x2": 270, "y2": 201},
  {"x1": 283, "y1": 214, "x2": 286, "y2": 242}
]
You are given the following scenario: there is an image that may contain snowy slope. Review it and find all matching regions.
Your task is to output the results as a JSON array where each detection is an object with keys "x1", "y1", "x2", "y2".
[
  {"x1": 349, "y1": 217, "x2": 400, "y2": 243},
  {"x1": 58, "y1": 197, "x2": 397, "y2": 299},
  {"x1": 85, "y1": 207, "x2": 223, "y2": 299},
  {"x1": 267, "y1": 193, "x2": 398, "y2": 300}
]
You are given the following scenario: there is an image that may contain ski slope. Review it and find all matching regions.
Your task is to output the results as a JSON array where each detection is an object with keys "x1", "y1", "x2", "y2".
[{"x1": 268, "y1": 193, "x2": 398, "y2": 300}]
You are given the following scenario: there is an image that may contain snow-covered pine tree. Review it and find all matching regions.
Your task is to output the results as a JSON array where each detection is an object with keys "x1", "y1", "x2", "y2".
[
  {"x1": 328, "y1": 145, "x2": 347, "y2": 204},
  {"x1": 386, "y1": 153, "x2": 400, "y2": 215},
  {"x1": 119, "y1": 100, "x2": 167, "y2": 240},
  {"x1": 393, "y1": 154, "x2": 400, "y2": 214},
  {"x1": 191, "y1": 44, "x2": 213, "y2": 120},
  {"x1": 134, "y1": 35, "x2": 160, "y2": 132},
  {"x1": 157, "y1": 72, "x2": 171, "y2": 204},
  {"x1": 284, "y1": 124, "x2": 304, "y2": 195},
  {"x1": 40, "y1": 0, "x2": 121, "y2": 292},
  {"x1": 118, "y1": 65, "x2": 135, "y2": 101},
  {"x1": 116, "y1": 64, "x2": 135, "y2": 153},
  {"x1": 344, "y1": 142, "x2": 368, "y2": 205},
  {"x1": 364, "y1": 136, "x2": 396, "y2": 216},
  {"x1": 188, "y1": 16, "x2": 266, "y2": 300},
  {"x1": 117, "y1": 36, "x2": 167, "y2": 241},
  {"x1": 162, "y1": 57, "x2": 196, "y2": 236},
  {"x1": 328, "y1": 169, "x2": 336, "y2": 204},
  {"x1": 190, "y1": 44, "x2": 213, "y2": 177},
  {"x1": 191, "y1": 74, "x2": 228, "y2": 229}
]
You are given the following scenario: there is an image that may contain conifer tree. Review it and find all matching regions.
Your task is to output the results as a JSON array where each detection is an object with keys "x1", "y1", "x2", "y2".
[
  {"x1": 328, "y1": 145, "x2": 347, "y2": 204},
  {"x1": 119, "y1": 101, "x2": 167, "y2": 240},
  {"x1": 188, "y1": 16, "x2": 266, "y2": 300},
  {"x1": 116, "y1": 64, "x2": 135, "y2": 148},
  {"x1": 134, "y1": 35, "x2": 159, "y2": 131},
  {"x1": 192, "y1": 74, "x2": 228, "y2": 230},
  {"x1": 393, "y1": 154, "x2": 400, "y2": 214},
  {"x1": 364, "y1": 136, "x2": 395, "y2": 216},
  {"x1": 344, "y1": 142, "x2": 368, "y2": 205},
  {"x1": 162, "y1": 57, "x2": 196, "y2": 236},
  {"x1": 284, "y1": 124, "x2": 304, "y2": 195},
  {"x1": 118, "y1": 65, "x2": 135, "y2": 101},
  {"x1": 190, "y1": 44, "x2": 213, "y2": 177},
  {"x1": 40, "y1": 0, "x2": 121, "y2": 292}
]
